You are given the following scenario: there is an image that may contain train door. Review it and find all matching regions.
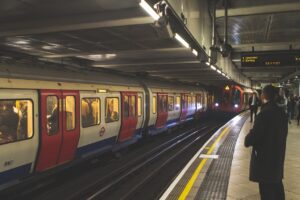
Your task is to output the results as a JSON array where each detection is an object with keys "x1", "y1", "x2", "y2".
[
  {"x1": 118, "y1": 92, "x2": 138, "y2": 142},
  {"x1": 156, "y1": 93, "x2": 168, "y2": 128},
  {"x1": 36, "y1": 90, "x2": 80, "y2": 172},
  {"x1": 180, "y1": 94, "x2": 188, "y2": 120},
  {"x1": 136, "y1": 93, "x2": 144, "y2": 134}
]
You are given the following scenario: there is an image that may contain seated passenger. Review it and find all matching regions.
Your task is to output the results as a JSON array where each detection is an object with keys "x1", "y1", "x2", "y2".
[
  {"x1": 0, "y1": 101, "x2": 19, "y2": 143},
  {"x1": 47, "y1": 105, "x2": 58, "y2": 134},
  {"x1": 106, "y1": 100, "x2": 118, "y2": 122}
]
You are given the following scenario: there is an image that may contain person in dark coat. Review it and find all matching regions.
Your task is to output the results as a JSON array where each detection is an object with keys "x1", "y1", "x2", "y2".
[
  {"x1": 0, "y1": 101, "x2": 19, "y2": 142},
  {"x1": 248, "y1": 93, "x2": 259, "y2": 122},
  {"x1": 245, "y1": 85, "x2": 288, "y2": 200}
]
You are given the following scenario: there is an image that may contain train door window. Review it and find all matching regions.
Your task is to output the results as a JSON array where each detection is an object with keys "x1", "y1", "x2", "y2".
[
  {"x1": 47, "y1": 96, "x2": 59, "y2": 135},
  {"x1": 81, "y1": 98, "x2": 100, "y2": 128},
  {"x1": 65, "y1": 96, "x2": 75, "y2": 131},
  {"x1": 0, "y1": 100, "x2": 33, "y2": 145},
  {"x1": 105, "y1": 98, "x2": 119, "y2": 123},
  {"x1": 175, "y1": 96, "x2": 181, "y2": 111},
  {"x1": 168, "y1": 96, "x2": 174, "y2": 111},
  {"x1": 138, "y1": 97, "x2": 142, "y2": 117},
  {"x1": 123, "y1": 95, "x2": 129, "y2": 118},
  {"x1": 158, "y1": 95, "x2": 167, "y2": 113},
  {"x1": 152, "y1": 96, "x2": 157, "y2": 114},
  {"x1": 130, "y1": 96, "x2": 136, "y2": 117}
]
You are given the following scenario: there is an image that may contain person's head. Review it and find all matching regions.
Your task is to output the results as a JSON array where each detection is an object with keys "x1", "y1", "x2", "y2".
[
  {"x1": 262, "y1": 85, "x2": 277, "y2": 103},
  {"x1": 252, "y1": 93, "x2": 257, "y2": 97}
]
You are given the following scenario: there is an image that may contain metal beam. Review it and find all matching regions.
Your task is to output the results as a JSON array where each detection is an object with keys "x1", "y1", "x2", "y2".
[
  {"x1": 92, "y1": 58, "x2": 200, "y2": 68},
  {"x1": 0, "y1": 8, "x2": 153, "y2": 37},
  {"x1": 43, "y1": 48, "x2": 188, "y2": 58},
  {"x1": 216, "y1": 3, "x2": 300, "y2": 18}
]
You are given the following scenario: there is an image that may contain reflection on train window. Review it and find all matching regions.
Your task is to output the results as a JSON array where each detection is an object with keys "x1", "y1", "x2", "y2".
[
  {"x1": 152, "y1": 96, "x2": 157, "y2": 114},
  {"x1": 168, "y1": 96, "x2": 174, "y2": 111},
  {"x1": 138, "y1": 97, "x2": 142, "y2": 117},
  {"x1": 130, "y1": 96, "x2": 136, "y2": 117},
  {"x1": 66, "y1": 96, "x2": 75, "y2": 131},
  {"x1": 105, "y1": 98, "x2": 119, "y2": 123},
  {"x1": 81, "y1": 98, "x2": 100, "y2": 128},
  {"x1": 175, "y1": 96, "x2": 181, "y2": 110},
  {"x1": 47, "y1": 96, "x2": 59, "y2": 135},
  {"x1": 0, "y1": 100, "x2": 33, "y2": 145},
  {"x1": 232, "y1": 89, "x2": 241, "y2": 105},
  {"x1": 158, "y1": 95, "x2": 167, "y2": 112},
  {"x1": 123, "y1": 95, "x2": 129, "y2": 118}
]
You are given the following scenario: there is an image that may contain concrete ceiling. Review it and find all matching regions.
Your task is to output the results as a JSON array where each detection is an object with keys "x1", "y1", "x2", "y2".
[
  {"x1": 216, "y1": 0, "x2": 300, "y2": 83},
  {"x1": 0, "y1": 0, "x2": 232, "y2": 86}
]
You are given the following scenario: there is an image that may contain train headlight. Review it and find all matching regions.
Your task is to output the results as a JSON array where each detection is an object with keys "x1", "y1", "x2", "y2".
[
  {"x1": 215, "y1": 103, "x2": 219, "y2": 107},
  {"x1": 234, "y1": 104, "x2": 238, "y2": 108}
]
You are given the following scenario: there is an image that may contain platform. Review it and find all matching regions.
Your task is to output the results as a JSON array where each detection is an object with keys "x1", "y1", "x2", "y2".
[{"x1": 160, "y1": 111, "x2": 300, "y2": 200}]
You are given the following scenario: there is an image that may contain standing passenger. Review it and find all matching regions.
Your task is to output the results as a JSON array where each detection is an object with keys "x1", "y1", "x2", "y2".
[
  {"x1": 248, "y1": 93, "x2": 259, "y2": 122},
  {"x1": 244, "y1": 85, "x2": 288, "y2": 200}
]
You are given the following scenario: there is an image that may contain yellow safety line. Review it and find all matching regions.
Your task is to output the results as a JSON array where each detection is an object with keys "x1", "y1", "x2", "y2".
[{"x1": 178, "y1": 126, "x2": 230, "y2": 200}]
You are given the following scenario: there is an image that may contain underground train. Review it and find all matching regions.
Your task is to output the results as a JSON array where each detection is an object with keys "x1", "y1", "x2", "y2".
[
  {"x1": 0, "y1": 64, "x2": 255, "y2": 189},
  {"x1": 211, "y1": 85, "x2": 257, "y2": 113},
  {"x1": 0, "y1": 64, "x2": 210, "y2": 188}
]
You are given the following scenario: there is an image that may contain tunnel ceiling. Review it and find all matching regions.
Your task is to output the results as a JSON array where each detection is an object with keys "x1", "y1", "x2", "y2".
[
  {"x1": 0, "y1": 0, "x2": 231, "y2": 86},
  {"x1": 216, "y1": 0, "x2": 300, "y2": 84}
]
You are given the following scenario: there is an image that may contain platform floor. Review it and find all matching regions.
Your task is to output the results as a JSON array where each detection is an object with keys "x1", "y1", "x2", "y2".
[
  {"x1": 160, "y1": 112, "x2": 300, "y2": 200},
  {"x1": 227, "y1": 117, "x2": 300, "y2": 200}
]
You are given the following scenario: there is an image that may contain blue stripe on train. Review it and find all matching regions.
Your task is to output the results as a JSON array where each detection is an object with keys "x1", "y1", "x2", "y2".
[
  {"x1": 0, "y1": 163, "x2": 31, "y2": 185},
  {"x1": 76, "y1": 136, "x2": 117, "y2": 158}
]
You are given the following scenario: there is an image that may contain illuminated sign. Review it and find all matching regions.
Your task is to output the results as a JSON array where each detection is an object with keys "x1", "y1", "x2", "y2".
[
  {"x1": 225, "y1": 85, "x2": 230, "y2": 91},
  {"x1": 241, "y1": 51, "x2": 300, "y2": 67}
]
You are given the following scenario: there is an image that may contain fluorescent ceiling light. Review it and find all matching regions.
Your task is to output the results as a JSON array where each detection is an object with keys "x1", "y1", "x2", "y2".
[
  {"x1": 174, "y1": 33, "x2": 190, "y2": 48},
  {"x1": 139, "y1": 0, "x2": 160, "y2": 21},
  {"x1": 222, "y1": 72, "x2": 226, "y2": 76},
  {"x1": 192, "y1": 49, "x2": 198, "y2": 56},
  {"x1": 205, "y1": 62, "x2": 210, "y2": 66},
  {"x1": 14, "y1": 39, "x2": 30, "y2": 45},
  {"x1": 217, "y1": 70, "x2": 221, "y2": 74},
  {"x1": 210, "y1": 65, "x2": 216, "y2": 70}
]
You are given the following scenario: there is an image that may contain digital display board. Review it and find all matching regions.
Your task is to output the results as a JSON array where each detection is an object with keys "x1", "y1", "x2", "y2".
[{"x1": 241, "y1": 51, "x2": 300, "y2": 67}]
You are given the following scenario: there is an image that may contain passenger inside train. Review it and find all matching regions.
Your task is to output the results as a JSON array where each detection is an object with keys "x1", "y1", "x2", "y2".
[
  {"x1": 0, "y1": 100, "x2": 32, "y2": 144},
  {"x1": 106, "y1": 98, "x2": 119, "y2": 123}
]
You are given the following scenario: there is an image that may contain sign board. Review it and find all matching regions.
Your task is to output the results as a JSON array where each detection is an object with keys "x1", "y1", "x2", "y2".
[{"x1": 241, "y1": 51, "x2": 300, "y2": 67}]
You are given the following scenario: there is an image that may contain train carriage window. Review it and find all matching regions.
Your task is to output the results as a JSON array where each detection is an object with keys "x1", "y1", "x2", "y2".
[
  {"x1": 81, "y1": 98, "x2": 100, "y2": 128},
  {"x1": 47, "y1": 96, "x2": 59, "y2": 135},
  {"x1": 105, "y1": 98, "x2": 119, "y2": 123},
  {"x1": 152, "y1": 96, "x2": 157, "y2": 114},
  {"x1": 123, "y1": 95, "x2": 129, "y2": 118},
  {"x1": 0, "y1": 99, "x2": 33, "y2": 145},
  {"x1": 175, "y1": 96, "x2": 181, "y2": 111},
  {"x1": 66, "y1": 96, "x2": 75, "y2": 131},
  {"x1": 138, "y1": 97, "x2": 142, "y2": 117},
  {"x1": 130, "y1": 96, "x2": 136, "y2": 117},
  {"x1": 168, "y1": 96, "x2": 174, "y2": 111}
]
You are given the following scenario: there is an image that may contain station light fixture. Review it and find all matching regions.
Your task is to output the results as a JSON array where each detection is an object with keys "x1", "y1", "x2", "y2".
[
  {"x1": 174, "y1": 33, "x2": 190, "y2": 48},
  {"x1": 139, "y1": 0, "x2": 160, "y2": 21},
  {"x1": 97, "y1": 89, "x2": 108, "y2": 93},
  {"x1": 210, "y1": 65, "x2": 217, "y2": 70},
  {"x1": 14, "y1": 39, "x2": 30, "y2": 45},
  {"x1": 217, "y1": 69, "x2": 222, "y2": 74},
  {"x1": 222, "y1": 72, "x2": 226, "y2": 77},
  {"x1": 205, "y1": 61, "x2": 210, "y2": 66},
  {"x1": 192, "y1": 49, "x2": 198, "y2": 56}
]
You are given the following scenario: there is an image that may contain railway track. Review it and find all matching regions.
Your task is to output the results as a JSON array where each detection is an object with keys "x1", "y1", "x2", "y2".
[{"x1": 1, "y1": 119, "x2": 227, "y2": 200}]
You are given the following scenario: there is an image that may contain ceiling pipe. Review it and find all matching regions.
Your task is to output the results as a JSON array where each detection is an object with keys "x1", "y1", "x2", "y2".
[{"x1": 224, "y1": 0, "x2": 228, "y2": 45}]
